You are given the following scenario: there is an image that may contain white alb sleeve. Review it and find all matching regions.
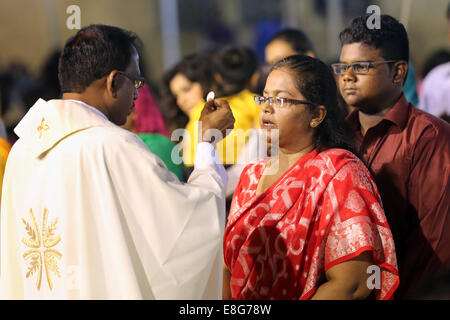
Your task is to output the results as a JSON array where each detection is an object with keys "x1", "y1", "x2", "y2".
[{"x1": 194, "y1": 142, "x2": 228, "y2": 188}]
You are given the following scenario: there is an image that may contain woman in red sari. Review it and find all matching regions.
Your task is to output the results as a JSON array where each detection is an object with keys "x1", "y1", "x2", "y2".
[{"x1": 223, "y1": 55, "x2": 399, "y2": 300}]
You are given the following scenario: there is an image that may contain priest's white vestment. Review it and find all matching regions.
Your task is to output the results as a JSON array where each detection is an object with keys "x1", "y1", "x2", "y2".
[{"x1": 0, "y1": 99, "x2": 227, "y2": 299}]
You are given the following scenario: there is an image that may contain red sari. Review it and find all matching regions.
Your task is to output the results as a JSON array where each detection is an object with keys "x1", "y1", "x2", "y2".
[{"x1": 224, "y1": 148, "x2": 399, "y2": 300}]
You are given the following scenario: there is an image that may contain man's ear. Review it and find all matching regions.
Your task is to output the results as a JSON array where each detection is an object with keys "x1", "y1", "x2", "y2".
[
  {"x1": 106, "y1": 70, "x2": 120, "y2": 98},
  {"x1": 392, "y1": 61, "x2": 408, "y2": 85}
]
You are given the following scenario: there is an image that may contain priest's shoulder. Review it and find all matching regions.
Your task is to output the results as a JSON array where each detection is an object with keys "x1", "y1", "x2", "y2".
[
  {"x1": 78, "y1": 125, "x2": 147, "y2": 152},
  {"x1": 79, "y1": 126, "x2": 166, "y2": 170}
]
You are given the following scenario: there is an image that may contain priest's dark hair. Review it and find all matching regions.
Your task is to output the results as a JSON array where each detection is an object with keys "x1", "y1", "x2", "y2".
[{"x1": 58, "y1": 24, "x2": 141, "y2": 93}]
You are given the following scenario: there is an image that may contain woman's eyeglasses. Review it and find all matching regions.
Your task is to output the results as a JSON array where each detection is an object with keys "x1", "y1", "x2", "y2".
[
  {"x1": 331, "y1": 60, "x2": 396, "y2": 75},
  {"x1": 254, "y1": 96, "x2": 317, "y2": 108},
  {"x1": 117, "y1": 71, "x2": 145, "y2": 89}
]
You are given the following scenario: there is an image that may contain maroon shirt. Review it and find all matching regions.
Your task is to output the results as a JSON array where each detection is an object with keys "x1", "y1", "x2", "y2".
[{"x1": 346, "y1": 94, "x2": 450, "y2": 299}]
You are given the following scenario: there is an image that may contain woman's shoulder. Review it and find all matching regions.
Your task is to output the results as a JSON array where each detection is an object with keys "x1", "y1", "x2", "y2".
[
  {"x1": 318, "y1": 148, "x2": 377, "y2": 192},
  {"x1": 317, "y1": 147, "x2": 359, "y2": 160},
  {"x1": 315, "y1": 148, "x2": 370, "y2": 176},
  {"x1": 317, "y1": 147, "x2": 363, "y2": 164}
]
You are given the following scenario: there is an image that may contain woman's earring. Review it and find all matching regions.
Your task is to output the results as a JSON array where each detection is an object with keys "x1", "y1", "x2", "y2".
[{"x1": 310, "y1": 121, "x2": 318, "y2": 127}]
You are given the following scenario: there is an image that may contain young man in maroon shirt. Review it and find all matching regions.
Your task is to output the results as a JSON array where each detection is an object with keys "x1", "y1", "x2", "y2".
[{"x1": 334, "y1": 14, "x2": 450, "y2": 299}]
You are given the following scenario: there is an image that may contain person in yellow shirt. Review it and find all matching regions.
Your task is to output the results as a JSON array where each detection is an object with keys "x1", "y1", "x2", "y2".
[
  {"x1": 183, "y1": 46, "x2": 261, "y2": 167},
  {"x1": 164, "y1": 48, "x2": 264, "y2": 212},
  {"x1": 184, "y1": 88, "x2": 259, "y2": 166},
  {"x1": 165, "y1": 53, "x2": 216, "y2": 119},
  {"x1": 0, "y1": 136, "x2": 11, "y2": 207},
  {"x1": 164, "y1": 53, "x2": 216, "y2": 169}
]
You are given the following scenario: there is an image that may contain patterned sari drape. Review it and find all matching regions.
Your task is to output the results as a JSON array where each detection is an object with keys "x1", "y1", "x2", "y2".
[{"x1": 224, "y1": 148, "x2": 399, "y2": 300}]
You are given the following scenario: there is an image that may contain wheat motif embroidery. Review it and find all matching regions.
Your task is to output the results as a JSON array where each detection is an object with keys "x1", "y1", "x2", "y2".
[{"x1": 22, "y1": 208, "x2": 62, "y2": 291}]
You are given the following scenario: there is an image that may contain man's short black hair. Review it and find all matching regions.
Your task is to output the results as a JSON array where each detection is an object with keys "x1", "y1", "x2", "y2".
[
  {"x1": 267, "y1": 28, "x2": 315, "y2": 55},
  {"x1": 58, "y1": 24, "x2": 141, "y2": 93},
  {"x1": 339, "y1": 14, "x2": 409, "y2": 63}
]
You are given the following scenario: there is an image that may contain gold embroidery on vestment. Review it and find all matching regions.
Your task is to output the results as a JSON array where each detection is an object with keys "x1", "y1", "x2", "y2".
[
  {"x1": 37, "y1": 118, "x2": 49, "y2": 138},
  {"x1": 22, "y1": 208, "x2": 62, "y2": 291}
]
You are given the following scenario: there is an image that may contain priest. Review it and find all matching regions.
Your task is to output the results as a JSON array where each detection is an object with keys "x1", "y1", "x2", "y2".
[{"x1": 0, "y1": 24, "x2": 235, "y2": 299}]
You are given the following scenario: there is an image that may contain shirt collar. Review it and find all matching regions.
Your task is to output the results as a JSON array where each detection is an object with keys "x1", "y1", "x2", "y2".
[
  {"x1": 65, "y1": 99, "x2": 108, "y2": 120},
  {"x1": 346, "y1": 108, "x2": 361, "y2": 132},
  {"x1": 383, "y1": 94, "x2": 409, "y2": 130},
  {"x1": 345, "y1": 94, "x2": 410, "y2": 131}
]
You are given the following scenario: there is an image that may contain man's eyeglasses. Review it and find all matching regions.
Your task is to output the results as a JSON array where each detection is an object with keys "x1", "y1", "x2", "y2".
[
  {"x1": 331, "y1": 60, "x2": 396, "y2": 75},
  {"x1": 117, "y1": 71, "x2": 145, "y2": 89},
  {"x1": 254, "y1": 95, "x2": 317, "y2": 108}
]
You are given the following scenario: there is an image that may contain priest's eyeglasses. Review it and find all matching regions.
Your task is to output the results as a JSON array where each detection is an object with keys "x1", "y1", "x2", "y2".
[
  {"x1": 331, "y1": 60, "x2": 396, "y2": 75},
  {"x1": 254, "y1": 95, "x2": 317, "y2": 108},
  {"x1": 117, "y1": 71, "x2": 145, "y2": 89}
]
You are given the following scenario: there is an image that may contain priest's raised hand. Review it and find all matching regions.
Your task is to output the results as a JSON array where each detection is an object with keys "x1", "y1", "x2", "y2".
[{"x1": 199, "y1": 99, "x2": 235, "y2": 144}]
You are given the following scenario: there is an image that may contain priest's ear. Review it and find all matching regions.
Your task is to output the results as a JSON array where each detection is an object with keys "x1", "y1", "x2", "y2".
[{"x1": 106, "y1": 70, "x2": 122, "y2": 98}]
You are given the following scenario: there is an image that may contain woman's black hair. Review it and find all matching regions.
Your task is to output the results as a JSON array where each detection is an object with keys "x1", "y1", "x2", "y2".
[
  {"x1": 162, "y1": 53, "x2": 215, "y2": 97},
  {"x1": 159, "y1": 53, "x2": 215, "y2": 133},
  {"x1": 271, "y1": 54, "x2": 357, "y2": 154}
]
